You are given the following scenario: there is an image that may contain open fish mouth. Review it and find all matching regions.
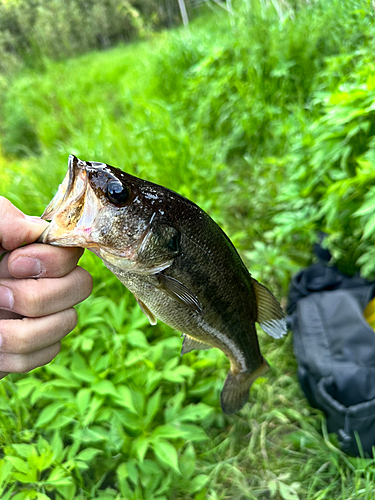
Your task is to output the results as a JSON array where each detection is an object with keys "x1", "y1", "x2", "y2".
[{"x1": 38, "y1": 155, "x2": 102, "y2": 247}]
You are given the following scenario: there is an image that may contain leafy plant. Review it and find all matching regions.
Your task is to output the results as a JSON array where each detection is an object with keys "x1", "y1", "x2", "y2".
[{"x1": 2, "y1": 0, "x2": 375, "y2": 498}]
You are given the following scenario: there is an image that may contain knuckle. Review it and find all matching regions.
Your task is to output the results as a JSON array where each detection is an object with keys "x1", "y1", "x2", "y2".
[
  {"x1": 16, "y1": 343, "x2": 60, "y2": 373},
  {"x1": 22, "y1": 283, "x2": 46, "y2": 317},
  {"x1": 44, "y1": 343, "x2": 61, "y2": 365},
  {"x1": 13, "y1": 355, "x2": 34, "y2": 374},
  {"x1": 74, "y1": 267, "x2": 93, "y2": 299},
  {"x1": 16, "y1": 328, "x2": 33, "y2": 354},
  {"x1": 64, "y1": 308, "x2": 78, "y2": 334}
]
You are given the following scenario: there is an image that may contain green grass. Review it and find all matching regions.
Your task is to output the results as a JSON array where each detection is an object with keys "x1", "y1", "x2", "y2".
[{"x1": 1, "y1": 1, "x2": 375, "y2": 499}]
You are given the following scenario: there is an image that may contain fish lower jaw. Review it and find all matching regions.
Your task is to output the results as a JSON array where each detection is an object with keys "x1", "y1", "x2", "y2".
[
  {"x1": 48, "y1": 236, "x2": 95, "y2": 247},
  {"x1": 41, "y1": 223, "x2": 94, "y2": 248}
]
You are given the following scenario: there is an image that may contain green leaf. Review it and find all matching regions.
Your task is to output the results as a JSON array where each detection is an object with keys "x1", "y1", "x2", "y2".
[
  {"x1": 113, "y1": 409, "x2": 142, "y2": 431},
  {"x1": 117, "y1": 462, "x2": 129, "y2": 481},
  {"x1": 117, "y1": 463, "x2": 132, "y2": 497},
  {"x1": 177, "y1": 424, "x2": 209, "y2": 442},
  {"x1": 139, "y1": 459, "x2": 162, "y2": 476},
  {"x1": 5, "y1": 456, "x2": 31, "y2": 476},
  {"x1": 367, "y1": 74, "x2": 375, "y2": 91},
  {"x1": 46, "y1": 379, "x2": 80, "y2": 389},
  {"x1": 36, "y1": 494, "x2": 51, "y2": 500},
  {"x1": 354, "y1": 195, "x2": 375, "y2": 216},
  {"x1": 72, "y1": 369, "x2": 97, "y2": 383},
  {"x1": 125, "y1": 349, "x2": 149, "y2": 366},
  {"x1": 92, "y1": 380, "x2": 119, "y2": 398},
  {"x1": 35, "y1": 402, "x2": 66, "y2": 427},
  {"x1": 46, "y1": 466, "x2": 73, "y2": 486},
  {"x1": 191, "y1": 474, "x2": 209, "y2": 493},
  {"x1": 127, "y1": 329, "x2": 149, "y2": 348},
  {"x1": 28, "y1": 447, "x2": 54, "y2": 473},
  {"x1": 126, "y1": 459, "x2": 139, "y2": 485},
  {"x1": 76, "y1": 447, "x2": 103, "y2": 463},
  {"x1": 11, "y1": 444, "x2": 35, "y2": 459},
  {"x1": 82, "y1": 396, "x2": 104, "y2": 426},
  {"x1": 131, "y1": 389, "x2": 145, "y2": 415},
  {"x1": 180, "y1": 443, "x2": 196, "y2": 479},
  {"x1": 145, "y1": 389, "x2": 162, "y2": 425},
  {"x1": 13, "y1": 470, "x2": 37, "y2": 483},
  {"x1": 114, "y1": 385, "x2": 137, "y2": 413},
  {"x1": 171, "y1": 403, "x2": 213, "y2": 423},
  {"x1": 48, "y1": 415, "x2": 75, "y2": 431},
  {"x1": 73, "y1": 427, "x2": 108, "y2": 443},
  {"x1": 0, "y1": 458, "x2": 13, "y2": 488},
  {"x1": 53, "y1": 484, "x2": 76, "y2": 500},
  {"x1": 152, "y1": 425, "x2": 183, "y2": 440},
  {"x1": 363, "y1": 214, "x2": 375, "y2": 239},
  {"x1": 76, "y1": 388, "x2": 92, "y2": 417},
  {"x1": 131, "y1": 437, "x2": 149, "y2": 463},
  {"x1": 93, "y1": 353, "x2": 110, "y2": 373},
  {"x1": 81, "y1": 337, "x2": 94, "y2": 351},
  {"x1": 45, "y1": 364, "x2": 76, "y2": 380},
  {"x1": 15, "y1": 378, "x2": 41, "y2": 399},
  {"x1": 152, "y1": 440, "x2": 180, "y2": 475},
  {"x1": 13, "y1": 491, "x2": 36, "y2": 500},
  {"x1": 155, "y1": 471, "x2": 172, "y2": 495}
]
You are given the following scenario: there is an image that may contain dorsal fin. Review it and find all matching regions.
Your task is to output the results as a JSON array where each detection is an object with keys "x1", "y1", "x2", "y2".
[
  {"x1": 252, "y1": 279, "x2": 287, "y2": 339},
  {"x1": 181, "y1": 334, "x2": 212, "y2": 355}
]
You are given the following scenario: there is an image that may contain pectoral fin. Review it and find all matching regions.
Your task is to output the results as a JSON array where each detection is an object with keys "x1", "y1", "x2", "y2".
[
  {"x1": 157, "y1": 274, "x2": 202, "y2": 315},
  {"x1": 252, "y1": 279, "x2": 287, "y2": 339},
  {"x1": 181, "y1": 334, "x2": 212, "y2": 355},
  {"x1": 135, "y1": 296, "x2": 157, "y2": 325}
]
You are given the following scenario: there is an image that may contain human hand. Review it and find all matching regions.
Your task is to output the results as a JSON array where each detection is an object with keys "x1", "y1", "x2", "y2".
[{"x1": 0, "y1": 197, "x2": 93, "y2": 379}]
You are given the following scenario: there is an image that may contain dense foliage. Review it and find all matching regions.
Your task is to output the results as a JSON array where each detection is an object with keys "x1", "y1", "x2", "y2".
[
  {"x1": 1, "y1": 0, "x2": 375, "y2": 499},
  {"x1": 0, "y1": 0, "x2": 187, "y2": 74}
]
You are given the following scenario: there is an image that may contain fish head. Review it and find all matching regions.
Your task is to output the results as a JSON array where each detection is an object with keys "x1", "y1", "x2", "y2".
[{"x1": 40, "y1": 155, "x2": 179, "y2": 274}]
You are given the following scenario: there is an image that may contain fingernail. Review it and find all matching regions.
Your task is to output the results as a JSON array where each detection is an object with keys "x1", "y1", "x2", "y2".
[
  {"x1": 10, "y1": 257, "x2": 43, "y2": 278},
  {"x1": 0, "y1": 286, "x2": 14, "y2": 310}
]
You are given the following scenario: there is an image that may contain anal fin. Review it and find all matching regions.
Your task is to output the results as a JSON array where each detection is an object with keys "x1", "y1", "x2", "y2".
[
  {"x1": 252, "y1": 278, "x2": 287, "y2": 339},
  {"x1": 135, "y1": 296, "x2": 157, "y2": 326},
  {"x1": 181, "y1": 334, "x2": 212, "y2": 355}
]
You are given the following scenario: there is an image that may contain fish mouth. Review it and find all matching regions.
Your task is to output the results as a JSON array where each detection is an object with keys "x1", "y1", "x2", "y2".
[{"x1": 39, "y1": 155, "x2": 102, "y2": 248}]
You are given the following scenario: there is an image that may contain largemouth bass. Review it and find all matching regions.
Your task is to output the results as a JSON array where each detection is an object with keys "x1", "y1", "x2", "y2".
[{"x1": 39, "y1": 155, "x2": 286, "y2": 414}]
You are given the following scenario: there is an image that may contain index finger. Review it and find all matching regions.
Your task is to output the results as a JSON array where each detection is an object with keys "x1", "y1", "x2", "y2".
[{"x1": 0, "y1": 197, "x2": 48, "y2": 252}]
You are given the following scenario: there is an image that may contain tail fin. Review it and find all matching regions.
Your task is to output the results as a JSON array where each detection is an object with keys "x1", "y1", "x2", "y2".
[{"x1": 220, "y1": 360, "x2": 269, "y2": 414}]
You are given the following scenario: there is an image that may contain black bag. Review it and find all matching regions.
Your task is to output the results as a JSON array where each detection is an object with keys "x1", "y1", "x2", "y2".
[{"x1": 287, "y1": 259, "x2": 375, "y2": 456}]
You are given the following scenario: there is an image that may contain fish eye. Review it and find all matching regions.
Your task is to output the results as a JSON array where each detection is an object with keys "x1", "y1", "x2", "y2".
[{"x1": 105, "y1": 181, "x2": 129, "y2": 206}]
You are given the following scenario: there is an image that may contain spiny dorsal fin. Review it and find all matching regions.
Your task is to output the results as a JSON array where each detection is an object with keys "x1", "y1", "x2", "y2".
[
  {"x1": 157, "y1": 274, "x2": 202, "y2": 315},
  {"x1": 252, "y1": 279, "x2": 287, "y2": 339},
  {"x1": 181, "y1": 334, "x2": 212, "y2": 355}
]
